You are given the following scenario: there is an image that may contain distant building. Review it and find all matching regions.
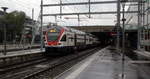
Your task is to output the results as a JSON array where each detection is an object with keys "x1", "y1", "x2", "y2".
[
  {"x1": 125, "y1": 1, "x2": 150, "y2": 51},
  {"x1": 24, "y1": 17, "x2": 35, "y2": 35},
  {"x1": 23, "y1": 17, "x2": 36, "y2": 42}
]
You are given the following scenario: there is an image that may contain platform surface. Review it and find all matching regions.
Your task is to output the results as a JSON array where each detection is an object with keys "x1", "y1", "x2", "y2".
[
  {"x1": 0, "y1": 44, "x2": 40, "y2": 51},
  {"x1": 134, "y1": 50, "x2": 150, "y2": 59},
  {"x1": 55, "y1": 47, "x2": 150, "y2": 79},
  {"x1": 0, "y1": 48, "x2": 44, "y2": 57}
]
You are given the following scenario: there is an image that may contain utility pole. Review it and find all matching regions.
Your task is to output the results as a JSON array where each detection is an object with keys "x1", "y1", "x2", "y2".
[
  {"x1": 60, "y1": 0, "x2": 62, "y2": 19},
  {"x1": 137, "y1": 0, "x2": 141, "y2": 50},
  {"x1": 55, "y1": 15, "x2": 57, "y2": 25},
  {"x1": 1, "y1": 7, "x2": 8, "y2": 55},
  {"x1": 31, "y1": 8, "x2": 34, "y2": 49},
  {"x1": 78, "y1": 14, "x2": 80, "y2": 26},
  {"x1": 32, "y1": 8, "x2": 34, "y2": 20},
  {"x1": 88, "y1": 0, "x2": 91, "y2": 18},
  {"x1": 121, "y1": 1, "x2": 126, "y2": 79},
  {"x1": 137, "y1": 0, "x2": 144, "y2": 50},
  {"x1": 40, "y1": 0, "x2": 43, "y2": 51},
  {"x1": 116, "y1": 0, "x2": 121, "y2": 52}
]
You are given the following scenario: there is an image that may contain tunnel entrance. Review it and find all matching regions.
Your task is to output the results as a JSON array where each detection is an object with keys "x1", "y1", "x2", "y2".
[
  {"x1": 91, "y1": 31, "x2": 138, "y2": 48},
  {"x1": 91, "y1": 32, "x2": 113, "y2": 46}
]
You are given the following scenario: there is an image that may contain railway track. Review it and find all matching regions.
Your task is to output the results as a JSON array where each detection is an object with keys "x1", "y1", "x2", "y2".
[
  {"x1": 0, "y1": 51, "x2": 44, "y2": 68},
  {"x1": 0, "y1": 56, "x2": 57, "y2": 79},
  {"x1": 0, "y1": 57, "x2": 48, "y2": 74},
  {"x1": 23, "y1": 47, "x2": 100, "y2": 79},
  {"x1": 0, "y1": 47, "x2": 101, "y2": 79}
]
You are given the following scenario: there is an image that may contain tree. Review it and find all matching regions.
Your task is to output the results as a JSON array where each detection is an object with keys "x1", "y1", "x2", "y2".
[
  {"x1": 0, "y1": 10, "x2": 26, "y2": 43},
  {"x1": 5, "y1": 11, "x2": 26, "y2": 35}
]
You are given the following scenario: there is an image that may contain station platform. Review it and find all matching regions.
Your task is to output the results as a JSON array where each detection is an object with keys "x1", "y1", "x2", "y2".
[
  {"x1": 0, "y1": 44, "x2": 40, "y2": 52},
  {"x1": 55, "y1": 47, "x2": 150, "y2": 79},
  {"x1": 134, "y1": 50, "x2": 150, "y2": 60},
  {"x1": 0, "y1": 48, "x2": 45, "y2": 58}
]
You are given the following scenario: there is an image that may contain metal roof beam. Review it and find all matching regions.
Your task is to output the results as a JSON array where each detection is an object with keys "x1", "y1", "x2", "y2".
[
  {"x1": 42, "y1": 1, "x2": 138, "y2": 7},
  {"x1": 42, "y1": 11, "x2": 138, "y2": 16}
]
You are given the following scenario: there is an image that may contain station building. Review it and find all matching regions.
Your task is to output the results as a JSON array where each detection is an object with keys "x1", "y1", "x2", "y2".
[{"x1": 125, "y1": 1, "x2": 150, "y2": 51}]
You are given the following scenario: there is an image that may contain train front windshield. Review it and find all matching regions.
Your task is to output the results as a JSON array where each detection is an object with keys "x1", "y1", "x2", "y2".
[
  {"x1": 47, "y1": 32, "x2": 59, "y2": 41},
  {"x1": 47, "y1": 27, "x2": 61, "y2": 41}
]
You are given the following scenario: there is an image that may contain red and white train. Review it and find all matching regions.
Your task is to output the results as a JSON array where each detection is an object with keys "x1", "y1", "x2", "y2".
[{"x1": 44, "y1": 26, "x2": 99, "y2": 55}]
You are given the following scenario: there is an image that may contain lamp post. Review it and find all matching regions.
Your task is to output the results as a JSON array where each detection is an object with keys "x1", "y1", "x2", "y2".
[
  {"x1": 1, "y1": 7, "x2": 8, "y2": 55},
  {"x1": 121, "y1": 0, "x2": 127, "y2": 79},
  {"x1": 116, "y1": 0, "x2": 121, "y2": 52}
]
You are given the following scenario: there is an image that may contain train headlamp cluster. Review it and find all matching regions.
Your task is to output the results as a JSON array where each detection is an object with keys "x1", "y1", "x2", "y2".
[{"x1": 50, "y1": 29, "x2": 56, "y2": 32}]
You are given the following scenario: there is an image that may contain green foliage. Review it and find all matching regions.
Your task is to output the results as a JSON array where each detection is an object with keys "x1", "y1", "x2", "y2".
[
  {"x1": 0, "y1": 10, "x2": 27, "y2": 42},
  {"x1": 5, "y1": 11, "x2": 26, "y2": 34}
]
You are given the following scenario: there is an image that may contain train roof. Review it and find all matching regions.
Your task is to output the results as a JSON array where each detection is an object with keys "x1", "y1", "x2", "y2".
[
  {"x1": 70, "y1": 28, "x2": 86, "y2": 34},
  {"x1": 47, "y1": 26, "x2": 97, "y2": 38},
  {"x1": 48, "y1": 26, "x2": 86, "y2": 34}
]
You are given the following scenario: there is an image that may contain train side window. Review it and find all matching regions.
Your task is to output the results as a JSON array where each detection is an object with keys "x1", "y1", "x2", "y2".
[{"x1": 61, "y1": 35, "x2": 66, "y2": 41}]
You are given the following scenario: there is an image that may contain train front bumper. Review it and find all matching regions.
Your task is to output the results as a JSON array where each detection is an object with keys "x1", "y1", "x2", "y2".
[{"x1": 45, "y1": 46, "x2": 69, "y2": 55}]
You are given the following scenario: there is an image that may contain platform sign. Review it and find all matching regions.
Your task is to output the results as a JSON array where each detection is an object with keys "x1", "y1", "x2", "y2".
[
  {"x1": 110, "y1": 32, "x2": 117, "y2": 36},
  {"x1": 110, "y1": 32, "x2": 122, "y2": 36}
]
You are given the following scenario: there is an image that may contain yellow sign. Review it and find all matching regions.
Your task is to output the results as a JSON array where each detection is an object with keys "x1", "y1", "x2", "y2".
[{"x1": 50, "y1": 29, "x2": 56, "y2": 32}]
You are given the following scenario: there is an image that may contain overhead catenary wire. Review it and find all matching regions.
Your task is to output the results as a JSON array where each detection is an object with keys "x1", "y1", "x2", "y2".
[{"x1": 64, "y1": 0, "x2": 92, "y2": 18}]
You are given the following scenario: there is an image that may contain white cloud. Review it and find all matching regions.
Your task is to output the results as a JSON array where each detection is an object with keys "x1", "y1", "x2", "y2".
[{"x1": 0, "y1": 0, "x2": 41, "y2": 20}]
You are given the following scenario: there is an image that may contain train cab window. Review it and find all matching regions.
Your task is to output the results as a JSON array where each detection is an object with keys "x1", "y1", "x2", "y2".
[
  {"x1": 47, "y1": 27, "x2": 61, "y2": 41},
  {"x1": 61, "y1": 35, "x2": 66, "y2": 41},
  {"x1": 47, "y1": 32, "x2": 59, "y2": 41}
]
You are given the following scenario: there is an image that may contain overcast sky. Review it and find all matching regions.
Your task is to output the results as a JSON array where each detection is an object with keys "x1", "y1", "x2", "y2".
[{"x1": 0, "y1": 0, "x2": 120, "y2": 26}]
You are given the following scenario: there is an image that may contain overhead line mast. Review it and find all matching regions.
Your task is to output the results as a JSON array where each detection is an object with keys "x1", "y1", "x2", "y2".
[{"x1": 40, "y1": 0, "x2": 43, "y2": 51}]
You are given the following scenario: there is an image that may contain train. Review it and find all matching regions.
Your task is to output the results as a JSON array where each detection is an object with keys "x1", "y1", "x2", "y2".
[{"x1": 44, "y1": 26, "x2": 99, "y2": 55}]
